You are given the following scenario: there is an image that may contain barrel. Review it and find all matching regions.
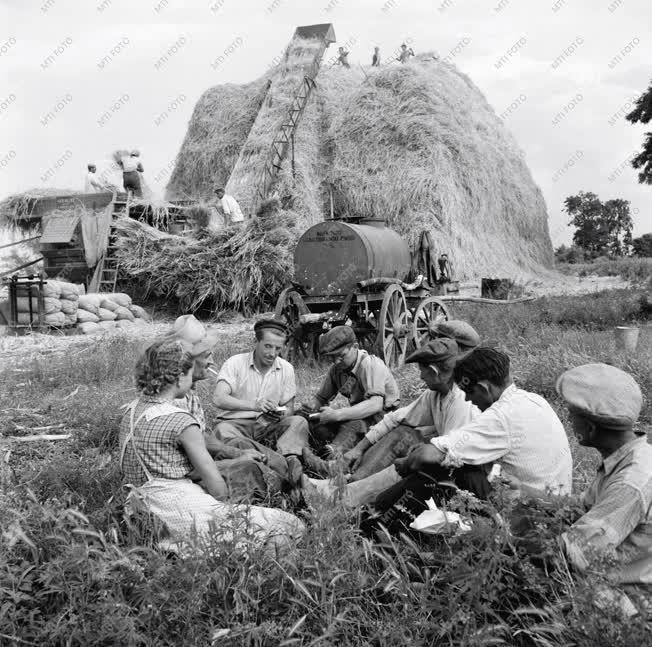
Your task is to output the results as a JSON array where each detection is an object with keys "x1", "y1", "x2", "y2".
[
  {"x1": 614, "y1": 326, "x2": 639, "y2": 353},
  {"x1": 294, "y1": 220, "x2": 412, "y2": 296}
]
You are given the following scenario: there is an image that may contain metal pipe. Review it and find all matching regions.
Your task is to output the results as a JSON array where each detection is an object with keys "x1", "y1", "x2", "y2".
[
  {"x1": 437, "y1": 295, "x2": 536, "y2": 304},
  {"x1": 0, "y1": 236, "x2": 41, "y2": 250},
  {"x1": 0, "y1": 257, "x2": 44, "y2": 279},
  {"x1": 357, "y1": 276, "x2": 424, "y2": 291}
]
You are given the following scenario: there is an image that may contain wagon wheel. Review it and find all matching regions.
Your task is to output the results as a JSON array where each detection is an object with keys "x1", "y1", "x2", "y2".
[
  {"x1": 274, "y1": 289, "x2": 317, "y2": 363},
  {"x1": 412, "y1": 296, "x2": 450, "y2": 349},
  {"x1": 377, "y1": 284, "x2": 409, "y2": 368}
]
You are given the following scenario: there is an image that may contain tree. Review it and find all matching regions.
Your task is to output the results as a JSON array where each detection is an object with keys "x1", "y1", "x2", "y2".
[
  {"x1": 626, "y1": 80, "x2": 652, "y2": 184},
  {"x1": 563, "y1": 192, "x2": 633, "y2": 258},
  {"x1": 632, "y1": 233, "x2": 652, "y2": 257}
]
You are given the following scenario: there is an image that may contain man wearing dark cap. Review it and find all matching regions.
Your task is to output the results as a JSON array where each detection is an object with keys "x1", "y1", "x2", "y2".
[
  {"x1": 213, "y1": 319, "x2": 309, "y2": 479},
  {"x1": 395, "y1": 347, "x2": 572, "y2": 497},
  {"x1": 557, "y1": 364, "x2": 651, "y2": 612},
  {"x1": 339, "y1": 338, "x2": 480, "y2": 481},
  {"x1": 431, "y1": 319, "x2": 480, "y2": 353},
  {"x1": 300, "y1": 325, "x2": 400, "y2": 473}
]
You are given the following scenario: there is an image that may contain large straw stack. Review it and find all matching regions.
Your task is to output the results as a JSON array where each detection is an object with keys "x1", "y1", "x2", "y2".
[{"x1": 167, "y1": 53, "x2": 554, "y2": 279}]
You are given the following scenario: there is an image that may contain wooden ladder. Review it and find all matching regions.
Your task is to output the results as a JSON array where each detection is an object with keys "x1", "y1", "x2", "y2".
[
  {"x1": 89, "y1": 194, "x2": 129, "y2": 293},
  {"x1": 252, "y1": 47, "x2": 327, "y2": 215}
]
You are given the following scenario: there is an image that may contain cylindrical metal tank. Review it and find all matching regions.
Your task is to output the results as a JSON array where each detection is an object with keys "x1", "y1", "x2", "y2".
[{"x1": 294, "y1": 220, "x2": 412, "y2": 296}]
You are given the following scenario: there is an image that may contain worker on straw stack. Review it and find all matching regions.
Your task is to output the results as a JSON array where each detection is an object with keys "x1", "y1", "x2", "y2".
[
  {"x1": 372, "y1": 47, "x2": 381, "y2": 67},
  {"x1": 168, "y1": 315, "x2": 305, "y2": 498},
  {"x1": 437, "y1": 253, "x2": 451, "y2": 282},
  {"x1": 340, "y1": 331, "x2": 481, "y2": 482},
  {"x1": 85, "y1": 164, "x2": 106, "y2": 192},
  {"x1": 299, "y1": 325, "x2": 400, "y2": 477},
  {"x1": 336, "y1": 46, "x2": 350, "y2": 68},
  {"x1": 119, "y1": 339, "x2": 304, "y2": 556},
  {"x1": 213, "y1": 187, "x2": 244, "y2": 226},
  {"x1": 120, "y1": 150, "x2": 144, "y2": 198},
  {"x1": 397, "y1": 43, "x2": 415, "y2": 63},
  {"x1": 212, "y1": 319, "x2": 309, "y2": 486},
  {"x1": 556, "y1": 364, "x2": 651, "y2": 616}
]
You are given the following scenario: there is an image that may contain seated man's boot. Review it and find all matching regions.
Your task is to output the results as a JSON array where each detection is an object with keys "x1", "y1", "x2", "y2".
[{"x1": 301, "y1": 447, "x2": 337, "y2": 478}]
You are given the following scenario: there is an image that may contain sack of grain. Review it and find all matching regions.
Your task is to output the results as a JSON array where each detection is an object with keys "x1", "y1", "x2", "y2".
[
  {"x1": 99, "y1": 298, "x2": 120, "y2": 312},
  {"x1": 114, "y1": 305, "x2": 135, "y2": 322},
  {"x1": 78, "y1": 293, "x2": 103, "y2": 310},
  {"x1": 97, "y1": 320, "x2": 117, "y2": 330},
  {"x1": 63, "y1": 313, "x2": 77, "y2": 325},
  {"x1": 78, "y1": 321, "x2": 100, "y2": 335},
  {"x1": 60, "y1": 298, "x2": 78, "y2": 315},
  {"x1": 77, "y1": 308, "x2": 100, "y2": 324},
  {"x1": 116, "y1": 319, "x2": 135, "y2": 330},
  {"x1": 101, "y1": 292, "x2": 132, "y2": 307},
  {"x1": 98, "y1": 307, "x2": 117, "y2": 321},
  {"x1": 60, "y1": 283, "x2": 80, "y2": 301},
  {"x1": 43, "y1": 297, "x2": 62, "y2": 314},
  {"x1": 44, "y1": 312, "x2": 66, "y2": 327},
  {"x1": 128, "y1": 304, "x2": 152, "y2": 321},
  {"x1": 42, "y1": 281, "x2": 62, "y2": 298}
]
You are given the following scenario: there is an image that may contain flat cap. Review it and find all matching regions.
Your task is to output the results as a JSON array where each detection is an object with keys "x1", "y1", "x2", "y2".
[
  {"x1": 406, "y1": 337, "x2": 459, "y2": 371},
  {"x1": 254, "y1": 318, "x2": 288, "y2": 336},
  {"x1": 319, "y1": 325, "x2": 357, "y2": 355},
  {"x1": 433, "y1": 320, "x2": 480, "y2": 350},
  {"x1": 556, "y1": 363, "x2": 642, "y2": 431}
]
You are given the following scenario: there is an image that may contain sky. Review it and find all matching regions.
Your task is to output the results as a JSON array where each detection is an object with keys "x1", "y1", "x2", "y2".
[{"x1": 0, "y1": 0, "x2": 650, "y2": 247}]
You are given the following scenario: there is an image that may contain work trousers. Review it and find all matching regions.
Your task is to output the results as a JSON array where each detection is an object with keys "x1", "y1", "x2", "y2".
[
  {"x1": 311, "y1": 413, "x2": 383, "y2": 455},
  {"x1": 123, "y1": 170, "x2": 142, "y2": 197},
  {"x1": 351, "y1": 425, "x2": 424, "y2": 481},
  {"x1": 363, "y1": 463, "x2": 493, "y2": 537},
  {"x1": 216, "y1": 415, "x2": 309, "y2": 457}
]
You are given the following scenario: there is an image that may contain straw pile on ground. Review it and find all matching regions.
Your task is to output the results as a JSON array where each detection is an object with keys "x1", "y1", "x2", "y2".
[
  {"x1": 113, "y1": 198, "x2": 296, "y2": 315},
  {"x1": 167, "y1": 53, "x2": 553, "y2": 279}
]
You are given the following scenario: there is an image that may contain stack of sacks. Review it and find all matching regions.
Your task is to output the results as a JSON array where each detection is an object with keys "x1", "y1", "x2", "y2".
[
  {"x1": 14, "y1": 279, "x2": 83, "y2": 327},
  {"x1": 76, "y1": 292, "x2": 152, "y2": 334}
]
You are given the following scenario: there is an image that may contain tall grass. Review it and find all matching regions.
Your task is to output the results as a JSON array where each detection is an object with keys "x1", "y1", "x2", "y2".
[
  {"x1": 1, "y1": 289, "x2": 650, "y2": 645},
  {"x1": 557, "y1": 256, "x2": 652, "y2": 287}
]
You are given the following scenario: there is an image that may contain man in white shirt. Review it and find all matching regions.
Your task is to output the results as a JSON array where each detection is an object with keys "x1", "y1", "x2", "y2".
[
  {"x1": 85, "y1": 164, "x2": 106, "y2": 192},
  {"x1": 395, "y1": 347, "x2": 573, "y2": 497},
  {"x1": 214, "y1": 187, "x2": 244, "y2": 225},
  {"x1": 213, "y1": 318, "x2": 309, "y2": 480}
]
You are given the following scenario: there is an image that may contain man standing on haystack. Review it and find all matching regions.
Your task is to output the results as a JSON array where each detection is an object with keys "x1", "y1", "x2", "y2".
[
  {"x1": 336, "y1": 46, "x2": 350, "y2": 68},
  {"x1": 213, "y1": 186, "x2": 244, "y2": 227},
  {"x1": 300, "y1": 326, "x2": 400, "y2": 475},
  {"x1": 120, "y1": 150, "x2": 144, "y2": 198},
  {"x1": 398, "y1": 43, "x2": 415, "y2": 63},
  {"x1": 372, "y1": 47, "x2": 381, "y2": 67}
]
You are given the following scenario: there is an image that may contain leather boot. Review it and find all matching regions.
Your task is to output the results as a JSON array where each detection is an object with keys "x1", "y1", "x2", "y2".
[{"x1": 301, "y1": 447, "x2": 337, "y2": 477}]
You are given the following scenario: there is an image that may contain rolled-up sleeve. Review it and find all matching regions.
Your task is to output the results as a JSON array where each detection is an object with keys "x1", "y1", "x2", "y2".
[
  {"x1": 561, "y1": 482, "x2": 645, "y2": 572},
  {"x1": 360, "y1": 357, "x2": 391, "y2": 399},
  {"x1": 216, "y1": 356, "x2": 238, "y2": 393},
  {"x1": 430, "y1": 408, "x2": 510, "y2": 468},
  {"x1": 365, "y1": 405, "x2": 412, "y2": 444}
]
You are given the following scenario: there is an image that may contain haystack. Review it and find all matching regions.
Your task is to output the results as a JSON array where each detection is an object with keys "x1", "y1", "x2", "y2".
[{"x1": 168, "y1": 53, "x2": 553, "y2": 279}]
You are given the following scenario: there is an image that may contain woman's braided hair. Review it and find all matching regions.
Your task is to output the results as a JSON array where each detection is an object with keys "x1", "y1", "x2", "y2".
[{"x1": 135, "y1": 339, "x2": 194, "y2": 396}]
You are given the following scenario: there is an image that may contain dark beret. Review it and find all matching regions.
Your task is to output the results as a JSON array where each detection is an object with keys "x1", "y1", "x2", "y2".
[
  {"x1": 406, "y1": 338, "x2": 459, "y2": 371},
  {"x1": 319, "y1": 325, "x2": 357, "y2": 355}
]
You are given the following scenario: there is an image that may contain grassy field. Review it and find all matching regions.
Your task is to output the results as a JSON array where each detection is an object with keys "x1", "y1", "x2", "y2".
[
  {"x1": 556, "y1": 256, "x2": 652, "y2": 287},
  {"x1": 1, "y1": 288, "x2": 651, "y2": 646}
]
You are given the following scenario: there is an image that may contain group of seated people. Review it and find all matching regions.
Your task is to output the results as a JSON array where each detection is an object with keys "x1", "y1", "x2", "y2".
[{"x1": 119, "y1": 314, "x2": 651, "y2": 613}]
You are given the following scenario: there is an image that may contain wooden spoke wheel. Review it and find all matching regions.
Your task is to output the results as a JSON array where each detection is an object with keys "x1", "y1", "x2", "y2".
[
  {"x1": 412, "y1": 296, "x2": 450, "y2": 349},
  {"x1": 377, "y1": 284, "x2": 409, "y2": 368},
  {"x1": 274, "y1": 289, "x2": 317, "y2": 364}
]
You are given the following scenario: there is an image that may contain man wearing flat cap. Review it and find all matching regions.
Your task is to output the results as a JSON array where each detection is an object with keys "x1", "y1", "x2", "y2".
[
  {"x1": 557, "y1": 364, "x2": 651, "y2": 611},
  {"x1": 213, "y1": 318, "x2": 309, "y2": 480},
  {"x1": 300, "y1": 325, "x2": 400, "y2": 473},
  {"x1": 337, "y1": 338, "x2": 480, "y2": 481},
  {"x1": 395, "y1": 347, "x2": 573, "y2": 497},
  {"x1": 431, "y1": 319, "x2": 480, "y2": 354}
]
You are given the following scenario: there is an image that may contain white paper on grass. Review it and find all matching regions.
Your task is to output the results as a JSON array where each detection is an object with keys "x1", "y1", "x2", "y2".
[{"x1": 408, "y1": 498, "x2": 472, "y2": 535}]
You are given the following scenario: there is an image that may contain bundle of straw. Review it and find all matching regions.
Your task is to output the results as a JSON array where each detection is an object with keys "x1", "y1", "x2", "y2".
[{"x1": 113, "y1": 197, "x2": 296, "y2": 315}]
